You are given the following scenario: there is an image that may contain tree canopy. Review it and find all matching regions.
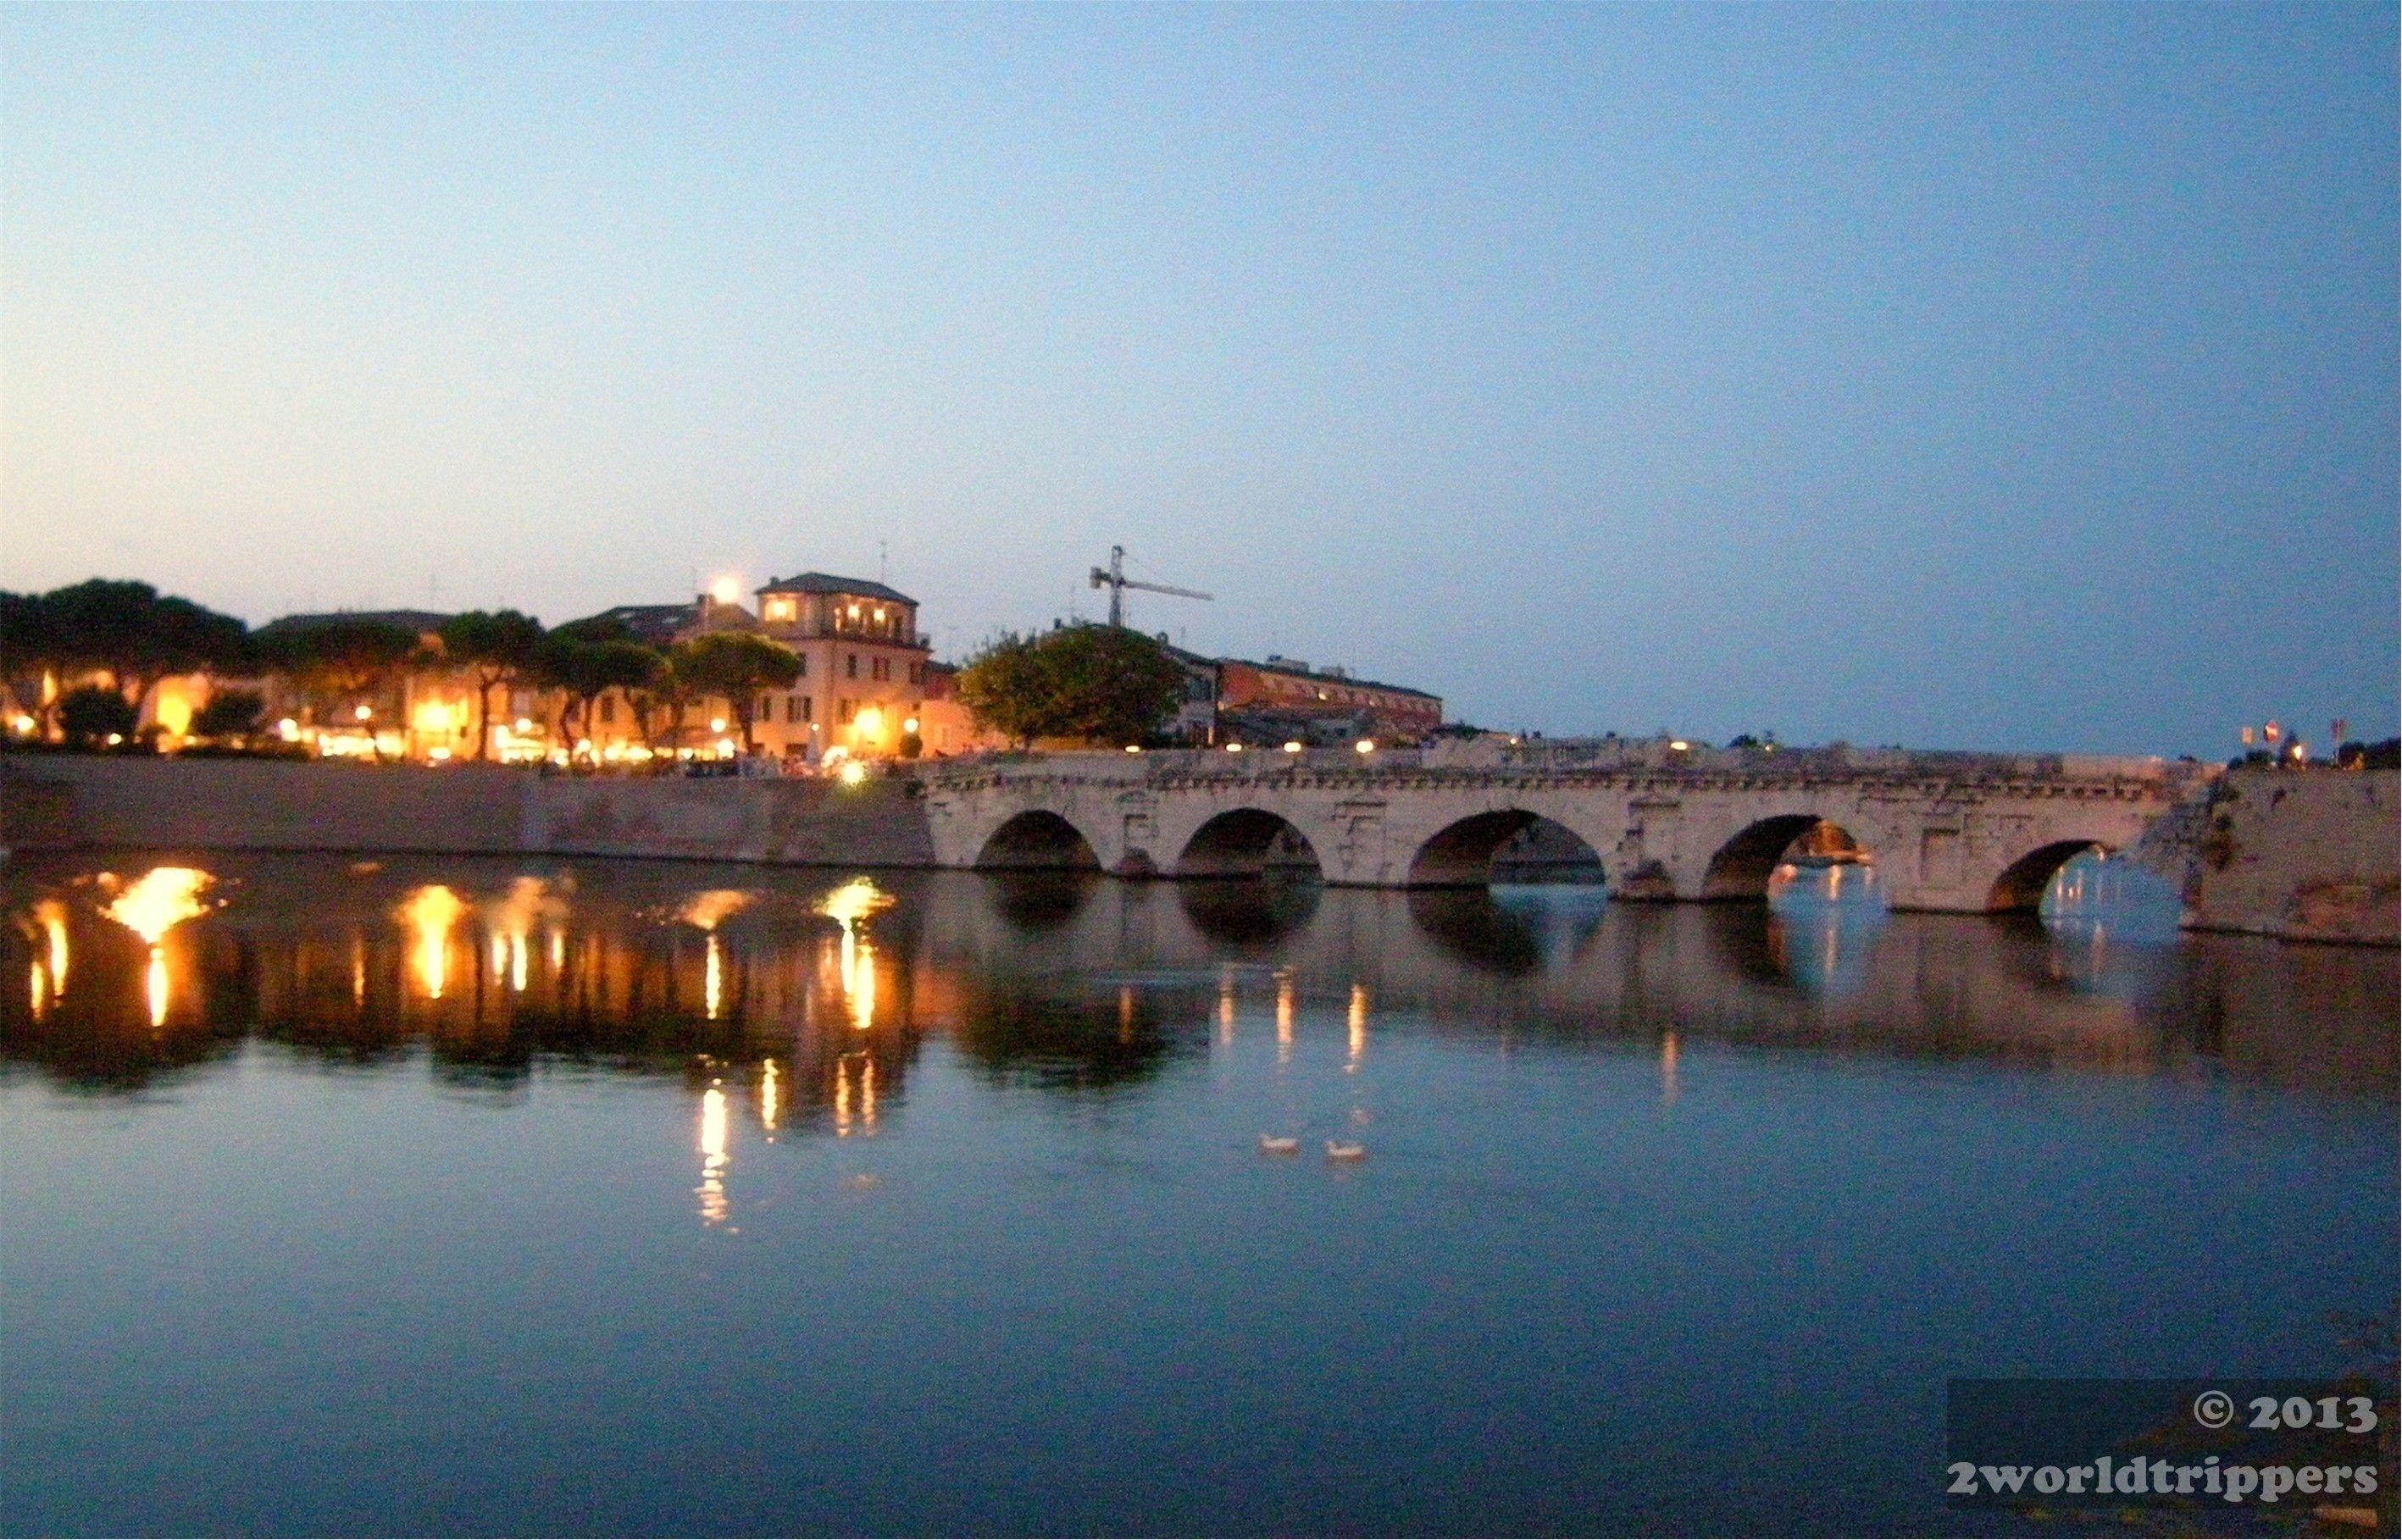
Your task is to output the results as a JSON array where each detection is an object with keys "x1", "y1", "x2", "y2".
[
  {"x1": 440, "y1": 610, "x2": 546, "y2": 760},
  {"x1": 669, "y1": 632, "x2": 801, "y2": 751},
  {"x1": 534, "y1": 636, "x2": 663, "y2": 754},
  {"x1": 957, "y1": 624, "x2": 1186, "y2": 748},
  {"x1": 256, "y1": 618, "x2": 424, "y2": 712},
  {"x1": 19, "y1": 579, "x2": 249, "y2": 706}
]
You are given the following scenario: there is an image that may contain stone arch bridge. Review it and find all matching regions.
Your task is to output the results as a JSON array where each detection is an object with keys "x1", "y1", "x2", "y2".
[{"x1": 921, "y1": 749, "x2": 2203, "y2": 913}]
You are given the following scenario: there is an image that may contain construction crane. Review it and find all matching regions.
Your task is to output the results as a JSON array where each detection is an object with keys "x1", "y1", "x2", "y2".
[{"x1": 1089, "y1": 546, "x2": 1212, "y2": 629}]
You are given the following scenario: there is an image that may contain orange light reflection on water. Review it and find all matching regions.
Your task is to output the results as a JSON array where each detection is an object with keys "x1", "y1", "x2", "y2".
[
  {"x1": 398, "y1": 886, "x2": 467, "y2": 1000},
  {"x1": 146, "y1": 948, "x2": 169, "y2": 1028},
  {"x1": 36, "y1": 898, "x2": 68, "y2": 994},
  {"x1": 101, "y1": 867, "x2": 214, "y2": 945},
  {"x1": 697, "y1": 1086, "x2": 729, "y2": 1225}
]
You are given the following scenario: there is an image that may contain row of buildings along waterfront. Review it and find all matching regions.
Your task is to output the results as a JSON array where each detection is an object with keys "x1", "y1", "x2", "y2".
[{"x1": 15, "y1": 569, "x2": 1445, "y2": 765}]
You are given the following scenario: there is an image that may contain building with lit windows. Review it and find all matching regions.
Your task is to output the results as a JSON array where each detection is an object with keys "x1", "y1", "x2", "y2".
[
  {"x1": 746, "y1": 573, "x2": 942, "y2": 761},
  {"x1": 569, "y1": 574, "x2": 996, "y2": 763},
  {"x1": 1212, "y1": 655, "x2": 1444, "y2": 744}
]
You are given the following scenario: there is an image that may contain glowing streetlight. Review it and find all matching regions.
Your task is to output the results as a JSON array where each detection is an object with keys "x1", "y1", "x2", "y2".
[{"x1": 1355, "y1": 739, "x2": 1375, "y2": 755}]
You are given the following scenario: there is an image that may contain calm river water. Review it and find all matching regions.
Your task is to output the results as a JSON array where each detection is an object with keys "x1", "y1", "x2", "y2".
[{"x1": 3, "y1": 851, "x2": 2394, "y2": 1537}]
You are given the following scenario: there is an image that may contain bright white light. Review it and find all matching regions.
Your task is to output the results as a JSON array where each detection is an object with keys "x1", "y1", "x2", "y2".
[
  {"x1": 1283, "y1": 741, "x2": 1302, "y2": 753},
  {"x1": 837, "y1": 760, "x2": 868, "y2": 786},
  {"x1": 1669, "y1": 740, "x2": 1689, "y2": 751},
  {"x1": 354, "y1": 705, "x2": 373, "y2": 721},
  {"x1": 1226, "y1": 743, "x2": 1244, "y2": 754},
  {"x1": 711, "y1": 575, "x2": 741, "y2": 606},
  {"x1": 1124, "y1": 745, "x2": 1143, "y2": 754},
  {"x1": 709, "y1": 717, "x2": 727, "y2": 733},
  {"x1": 1354, "y1": 739, "x2": 1374, "y2": 755}
]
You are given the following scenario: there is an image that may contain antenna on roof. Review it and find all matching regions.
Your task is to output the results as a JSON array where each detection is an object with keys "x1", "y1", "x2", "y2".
[{"x1": 879, "y1": 540, "x2": 889, "y2": 583}]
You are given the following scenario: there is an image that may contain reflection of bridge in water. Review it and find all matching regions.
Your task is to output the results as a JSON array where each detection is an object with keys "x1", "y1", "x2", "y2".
[
  {"x1": 6, "y1": 855, "x2": 2388, "y2": 1116},
  {"x1": 926, "y1": 749, "x2": 2206, "y2": 913}
]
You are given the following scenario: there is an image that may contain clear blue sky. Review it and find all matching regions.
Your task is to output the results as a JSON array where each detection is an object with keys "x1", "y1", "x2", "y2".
[{"x1": 5, "y1": 4, "x2": 2394, "y2": 755}]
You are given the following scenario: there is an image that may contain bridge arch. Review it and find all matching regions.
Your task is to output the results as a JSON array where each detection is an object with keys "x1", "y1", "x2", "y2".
[
  {"x1": 975, "y1": 811, "x2": 1104, "y2": 872},
  {"x1": 1175, "y1": 808, "x2": 1324, "y2": 879},
  {"x1": 1700, "y1": 815, "x2": 1872, "y2": 901},
  {"x1": 1987, "y1": 839, "x2": 2108, "y2": 913},
  {"x1": 1407, "y1": 811, "x2": 1606, "y2": 889}
]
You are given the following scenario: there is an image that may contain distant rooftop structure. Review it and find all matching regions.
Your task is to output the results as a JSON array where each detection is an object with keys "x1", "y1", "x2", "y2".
[
  {"x1": 257, "y1": 608, "x2": 453, "y2": 638},
  {"x1": 578, "y1": 602, "x2": 702, "y2": 647},
  {"x1": 1230, "y1": 655, "x2": 1442, "y2": 704},
  {"x1": 757, "y1": 572, "x2": 917, "y2": 607}
]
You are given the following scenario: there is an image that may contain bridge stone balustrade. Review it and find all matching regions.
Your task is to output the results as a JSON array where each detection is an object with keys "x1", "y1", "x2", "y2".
[{"x1": 921, "y1": 750, "x2": 2207, "y2": 913}]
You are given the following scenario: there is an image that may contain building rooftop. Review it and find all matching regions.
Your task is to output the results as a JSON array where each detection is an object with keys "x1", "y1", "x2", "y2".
[
  {"x1": 257, "y1": 608, "x2": 454, "y2": 637},
  {"x1": 1225, "y1": 656, "x2": 1441, "y2": 702},
  {"x1": 757, "y1": 572, "x2": 918, "y2": 607},
  {"x1": 577, "y1": 602, "x2": 701, "y2": 646}
]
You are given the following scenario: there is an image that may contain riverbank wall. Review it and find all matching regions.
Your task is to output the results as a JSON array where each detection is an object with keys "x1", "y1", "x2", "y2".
[
  {"x1": 6, "y1": 755, "x2": 2395, "y2": 944},
  {"x1": 0, "y1": 756, "x2": 935, "y2": 868}
]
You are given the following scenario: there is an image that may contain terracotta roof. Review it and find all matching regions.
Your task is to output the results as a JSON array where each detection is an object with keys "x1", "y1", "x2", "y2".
[{"x1": 1223, "y1": 656, "x2": 1441, "y2": 702}]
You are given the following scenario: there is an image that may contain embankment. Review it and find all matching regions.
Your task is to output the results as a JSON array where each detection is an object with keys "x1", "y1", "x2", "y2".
[
  {"x1": 7, "y1": 755, "x2": 2396, "y2": 945},
  {"x1": 0, "y1": 756, "x2": 935, "y2": 869},
  {"x1": 2179, "y1": 765, "x2": 2398, "y2": 945}
]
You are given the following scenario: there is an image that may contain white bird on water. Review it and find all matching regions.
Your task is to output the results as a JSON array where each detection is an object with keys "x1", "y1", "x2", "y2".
[
  {"x1": 1324, "y1": 1140, "x2": 1366, "y2": 1162},
  {"x1": 1258, "y1": 1134, "x2": 1300, "y2": 1155}
]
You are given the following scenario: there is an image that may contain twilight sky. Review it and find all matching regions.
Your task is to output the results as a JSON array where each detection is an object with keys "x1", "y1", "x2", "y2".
[{"x1": 4, "y1": 4, "x2": 2394, "y2": 755}]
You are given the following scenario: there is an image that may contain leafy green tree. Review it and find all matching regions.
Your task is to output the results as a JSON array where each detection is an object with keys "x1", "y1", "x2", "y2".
[
  {"x1": 534, "y1": 637, "x2": 663, "y2": 758},
  {"x1": 955, "y1": 632, "x2": 1050, "y2": 749},
  {"x1": 256, "y1": 618, "x2": 424, "y2": 753},
  {"x1": 668, "y1": 632, "x2": 801, "y2": 753},
  {"x1": 191, "y1": 690, "x2": 266, "y2": 740},
  {"x1": 957, "y1": 624, "x2": 1184, "y2": 749},
  {"x1": 628, "y1": 655, "x2": 695, "y2": 756},
  {"x1": 43, "y1": 579, "x2": 249, "y2": 709},
  {"x1": 438, "y1": 610, "x2": 545, "y2": 761},
  {"x1": 58, "y1": 684, "x2": 138, "y2": 748}
]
